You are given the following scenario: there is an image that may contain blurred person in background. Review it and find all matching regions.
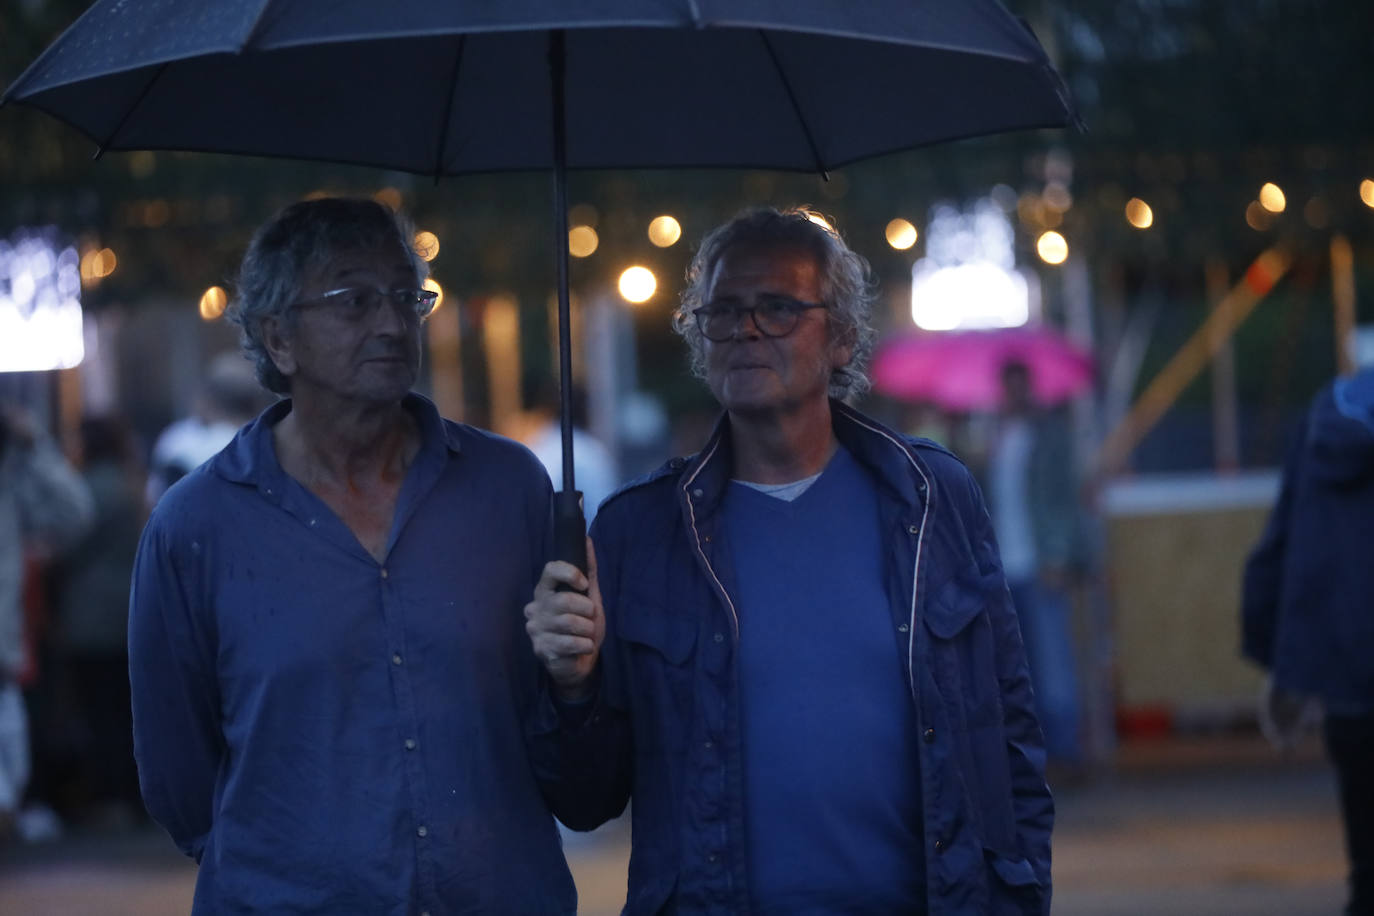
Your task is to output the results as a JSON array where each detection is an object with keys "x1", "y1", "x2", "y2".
[
  {"x1": 144, "y1": 349, "x2": 272, "y2": 509},
  {"x1": 1242, "y1": 365, "x2": 1374, "y2": 916},
  {"x1": 526, "y1": 207, "x2": 1052, "y2": 914},
  {"x1": 982, "y1": 359, "x2": 1087, "y2": 770},
  {"x1": 50, "y1": 416, "x2": 146, "y2": 828},
  {"x1": 129, "y1": 197, "x2": 579, "y2": 912},
  {"x1": 0, "y1": 403, "x2": 93, "y2": 842},
  {"x1": 522, "y1": 375, "x2": 618, "y2": 527}
]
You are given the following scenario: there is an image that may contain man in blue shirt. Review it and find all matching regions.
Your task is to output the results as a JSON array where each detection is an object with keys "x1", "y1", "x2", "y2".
[
  {"x1": 526, "y1": 208, "x2": 1053, "y2": 913},
  {"x1": 129, "y1": 198, "x2": 577, "y2": 914}
]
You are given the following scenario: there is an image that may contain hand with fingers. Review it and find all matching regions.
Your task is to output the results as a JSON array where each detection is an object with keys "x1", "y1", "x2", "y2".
[{"x1": 524, "y1": 537, "x2": 605, "y2": 702}]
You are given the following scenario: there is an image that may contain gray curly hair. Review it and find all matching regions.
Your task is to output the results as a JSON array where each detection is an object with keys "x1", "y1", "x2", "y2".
[
  {"x1": 674, "y1": 206, "x2": 877, "y2": 402},
  {"x1": 227, "y1": 197, "x2": 428, "y2": 394}
]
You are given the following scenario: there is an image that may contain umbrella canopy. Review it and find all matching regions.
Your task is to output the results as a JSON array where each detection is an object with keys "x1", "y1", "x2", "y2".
[
  {"x1": 872, "y1": 326, "x2": 1095, "y2": 413},
  {"x1": 3, "y1": 1, "x2": 1080, "y2": 568},
  {"x1": 3, "y1": 3, "x2": 1078, "y2": 175}
]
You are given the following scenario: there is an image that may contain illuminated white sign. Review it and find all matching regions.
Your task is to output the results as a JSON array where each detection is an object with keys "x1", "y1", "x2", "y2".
[
  {"x1": 0, "y1": 228, "x2": 84, "y2": 372},
  {"x1": 910, "y1": 198, "x2": 1038, "y2": 331}
]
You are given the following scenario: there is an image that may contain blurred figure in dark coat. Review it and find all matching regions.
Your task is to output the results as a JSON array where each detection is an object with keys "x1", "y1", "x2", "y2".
[
  {"x1": 53, "y1": 416, "x2": 146, "y2": 825},
  {"x1": 1243, "y1": 366, "x2": 1374, "y2": 916}
]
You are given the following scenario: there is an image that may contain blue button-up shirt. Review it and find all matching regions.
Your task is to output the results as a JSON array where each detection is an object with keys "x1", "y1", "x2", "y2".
[{"x1": 129, "y1": 394, "x2": 576, "y2": 915}]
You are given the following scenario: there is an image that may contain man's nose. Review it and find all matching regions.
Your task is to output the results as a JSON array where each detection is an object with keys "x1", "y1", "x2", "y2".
[{"x1": 732, "y1": 307, "x2": 764, "y2": 340}]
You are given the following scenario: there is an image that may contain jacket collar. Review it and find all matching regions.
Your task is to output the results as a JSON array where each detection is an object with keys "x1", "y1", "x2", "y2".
[{"x1": 678, "y1": 399, "x2": 929, "y2": 522}]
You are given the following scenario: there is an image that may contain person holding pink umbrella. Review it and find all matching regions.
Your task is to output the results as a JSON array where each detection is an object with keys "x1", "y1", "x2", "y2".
[{"x1": 984, "y1": 360, "x2": 1088, "y2": 771}]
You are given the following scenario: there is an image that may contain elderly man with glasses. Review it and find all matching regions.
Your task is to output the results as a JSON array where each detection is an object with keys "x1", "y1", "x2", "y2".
[
  {"x1": 526, "y1": 206, "x2": 1054, "y2": 914},
  {"x1": 130, "y1": 198, "x2": 579, "y2": 914}
]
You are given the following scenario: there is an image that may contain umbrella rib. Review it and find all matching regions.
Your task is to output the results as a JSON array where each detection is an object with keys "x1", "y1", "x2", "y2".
[
  {"x1": 756, "y1": 30, "x2": 828, "y2": 179},
  {"x1": 238, "y1": 0, "x2": 279, "y2": 52},
  {"x1": 432, "y1": 35, "x2": 467, "y2": 181},
  {"x1": 94, "y1": 62, "x2": 170, "y2": 159}
]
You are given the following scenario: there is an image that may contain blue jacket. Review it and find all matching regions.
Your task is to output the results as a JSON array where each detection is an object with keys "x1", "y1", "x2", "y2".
[
  {"x1": 533, "y1": 402, "x2": 1053, "y2": 915},
  {"x1": 1242, "y1": 369, "x2": 1374, "y2": 715}
]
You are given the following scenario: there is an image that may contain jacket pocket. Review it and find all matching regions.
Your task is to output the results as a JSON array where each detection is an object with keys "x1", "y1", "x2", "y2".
[
  {"x1": 984, "y1": 847, "x2": 1040, "y2": 888},
  {"x1": 923, "y1": 572, "x2": 1004, "y2": 731},
  {"x1": 617, "y1": 599, "x2": 697, "y2": 665},
  {"x1": 615, "y1": 597, "x2": 698, "y2": 757}
]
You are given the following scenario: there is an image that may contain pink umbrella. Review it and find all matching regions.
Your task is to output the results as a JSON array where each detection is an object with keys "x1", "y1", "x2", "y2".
[{"x1": 872, "y1": 326, "x2": 1095, "y2": 412}]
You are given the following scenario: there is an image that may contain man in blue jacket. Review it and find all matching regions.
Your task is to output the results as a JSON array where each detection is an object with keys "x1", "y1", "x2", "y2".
[
  {"x1": 527, "y1": 207, "x2": 1053, "y2": 914},
  {"x1": 1242, "y1": 367, "x2": 1374, "y2": 916}
]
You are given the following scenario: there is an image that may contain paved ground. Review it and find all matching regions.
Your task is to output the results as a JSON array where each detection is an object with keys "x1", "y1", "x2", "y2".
[{"x1": 0, "y1": 734, "x2": 1347, "y2": 914}]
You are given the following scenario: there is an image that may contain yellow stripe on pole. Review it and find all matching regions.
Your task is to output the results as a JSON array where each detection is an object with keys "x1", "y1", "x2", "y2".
[
  {"x1": 1096, "y1": 248, "x2": 1291, "y2": 477},
  {"x1": 1331, "y1": 235, "x2": 1356, "y2": 376}
]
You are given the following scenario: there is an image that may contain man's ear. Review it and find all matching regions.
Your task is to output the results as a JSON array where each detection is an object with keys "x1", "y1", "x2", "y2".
[{"x1": 261, "y1": 317, "x2": 297, "y2": 380}]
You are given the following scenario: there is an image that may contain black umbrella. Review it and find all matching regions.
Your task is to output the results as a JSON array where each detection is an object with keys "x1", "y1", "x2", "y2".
[{"x1": 2, "y1": 1, "x2": 1081, "y2": 571}]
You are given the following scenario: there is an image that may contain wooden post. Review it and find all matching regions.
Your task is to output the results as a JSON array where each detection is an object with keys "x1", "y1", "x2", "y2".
[
  {"x1": 1332, "y1": 234, "x2": 1356, "y2": 376},
  {"x1": 425, "y1": 295, "x2": 464, "y2": 422},
  {"x1": 1206, "y1": 259, "x2": 1239, "y2": 472}
]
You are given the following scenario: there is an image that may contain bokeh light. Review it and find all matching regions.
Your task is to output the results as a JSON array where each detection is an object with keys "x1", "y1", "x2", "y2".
[
  {"x1": 198, "y1": 286, "x2": 227, "y2": 321},
  {"x1": 647, "y1": 216, "x2": 682, "y2": 248},
  {"x1": 1245, "y1": 200, "x2": 1274, "y2": 231},
  {"x1": 413, "y1": 231, "x2": 440, "y2": 262},
  {"x1": 1126, "y1": 198, "x2": 1154, "y2": 229},
  {"x1": 1361, "y1": 179, "x2": 1374, "y2": 209},
  {"x1": 1036, "y1": 231, "x2": 1068, "y2": 265},
  {"x1": 80, "y1": 247, "x2": 118, "y2": 282},
  {"x1": 422, "y1": 277, "x2": 444, "y2": 311},
  {"x1": 885, "y1": 218, "x2": 918, "y2": 250},
  {"x1": 373, "y1": 187, "x2": 402, "y2": 211},
  {"x1": 618, "y1": 266, "x2": 656, "y2": 304},
  {"x1": 1259, "y1": 182, "x2": 1286, "y2": 213},
  {"x1": 568, "y1": 225, "x2": 599, "y2": 258},
  {"x1": 1043, "y1": 182, "x2": 1073, "y2": 212}
]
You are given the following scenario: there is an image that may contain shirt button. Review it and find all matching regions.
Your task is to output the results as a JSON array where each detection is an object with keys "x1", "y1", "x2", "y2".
[
  {"x1": 417, "y1": 825, "x2": 428, "y2": 838},
  {"x1": 713, "y1": 632, "x2": 724, "y2": 643},
  {"x1": 391, "y1": 653, "x2": 403, "y2": 666},
  {"x1": 897, "y1": 623, "x2": 909, "y2": 633},
  {"x1": 924, "y1": 728, "x2": 936, "y2": 743},
  {"x1": 703, "y1": 740, "x2": 713, "y2": 749},
  {"x1": 935, "y1": 839, "x2": 945, "y2": 853},
  {"x1": 692, "y1": 488, "x2": 704, "y2": 499},
  {"x1": 308, "y1": 518, "x2": 317, "y2": 527},
  {"x1": 405, "y1": 738, "x2": 417, "y2": 751},
  {"x1": 381, "y1": 568, "x2": 390, "y2": 579},
  {"x1": 707, "y1": 853, "x2": 718, "y2": 863},
  {"x1": 907, "y1": 524, "x2": 919, "y2": 535}
]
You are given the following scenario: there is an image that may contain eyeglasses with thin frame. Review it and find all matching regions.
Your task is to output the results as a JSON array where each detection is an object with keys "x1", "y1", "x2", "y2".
[
  {"x1": 693, "y1": 296, "x2": 826, "y2": 342},
  {"x1": 293, "y1": 285, "x2": 439, "y2": 321}
]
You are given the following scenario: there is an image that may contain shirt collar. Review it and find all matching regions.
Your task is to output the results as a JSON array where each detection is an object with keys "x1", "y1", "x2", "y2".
[{"x1": 210, "y1": 391, "x2": 461, "y2": 492}]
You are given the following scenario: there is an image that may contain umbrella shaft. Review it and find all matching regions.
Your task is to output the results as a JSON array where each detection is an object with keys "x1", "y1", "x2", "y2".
[{"x1": 549, "y1": 29, "x2": 576, "y2": 492}]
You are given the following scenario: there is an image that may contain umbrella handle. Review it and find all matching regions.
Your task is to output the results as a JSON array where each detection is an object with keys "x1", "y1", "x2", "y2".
[{"x1": 554, "y1": 488, "x2": 588, "y2": 589}]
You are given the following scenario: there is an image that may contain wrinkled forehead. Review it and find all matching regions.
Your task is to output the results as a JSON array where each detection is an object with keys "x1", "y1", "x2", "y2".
[
  {"x1": 305, "y1": 238, "x2": 417, "y2": 288},
  {"x1": 704, "y1": 241, "x2": 825, "y2": 302}
]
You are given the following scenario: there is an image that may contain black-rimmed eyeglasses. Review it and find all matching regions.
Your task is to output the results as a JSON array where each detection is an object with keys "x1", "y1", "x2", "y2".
[
  {"x1": 293, "y1": 285, "x2": 438, "y2": 321},
  {"x1": 693, "y1": 296, "x2": 826, "y2": 342}
]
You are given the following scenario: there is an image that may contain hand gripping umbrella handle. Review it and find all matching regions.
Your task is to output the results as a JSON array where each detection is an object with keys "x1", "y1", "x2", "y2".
[{"x1": 554, "y1": 488, "x2": 587, "y2": 591}]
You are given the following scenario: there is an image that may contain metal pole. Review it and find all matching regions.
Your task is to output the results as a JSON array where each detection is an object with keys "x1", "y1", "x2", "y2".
[{"x1": 548, "y1": 29, "x2": 587, "y2": 574}]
